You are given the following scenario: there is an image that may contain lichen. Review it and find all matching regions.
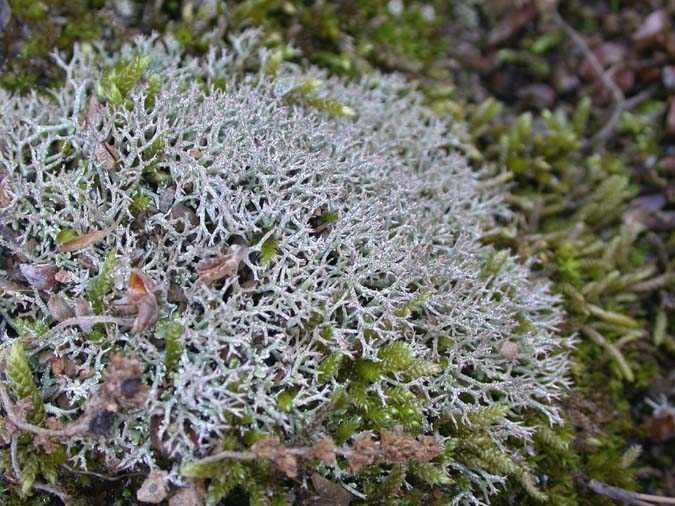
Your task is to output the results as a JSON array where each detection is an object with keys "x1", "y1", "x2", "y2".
[{"x1": 0, "y1": 33, "x2": 570, "y2": 504}]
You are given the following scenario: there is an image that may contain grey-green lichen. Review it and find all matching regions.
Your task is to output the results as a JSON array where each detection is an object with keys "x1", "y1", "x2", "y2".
[{"x1": 0, "y1": 33, "x2": 571, "y2": 504}]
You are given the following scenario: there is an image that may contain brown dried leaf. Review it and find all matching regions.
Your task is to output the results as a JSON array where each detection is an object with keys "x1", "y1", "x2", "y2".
[
  {"x1": 58, "y1": 228, "x2": 111, "y2": 253},
  {"x1": 667, "y1": 98, "x2": 675, "y2": 137},
  {"x1": 19, "y1": 263, "x2": 58, "y2": 291},
  {"x1": 95, "y1": 142, "x2": 119, "y2": 171},
  {"x1": 0, "y1": 178, "x2": 8, "y2": 207},
  {"x1": 125, "y1": 270, "x2": 159, "y2": 334},
  {"x1": 645, "y1": 410, "x2": 675, "y2": 443},
  {"x1": 128, "y1": 270, "x2": 155, "y2": 304},
  {"x1": 48, "y1": 294, "x2": 75, "y2": 322},
  {"x1": 82, "y1": 95, "x2": 103, "y2": 129},
  {"x1": 197, "y1": 245, "x2": 248, "y2": 283},
  {"x1": 310, "y1": 473, "x2": 352, "y2": 506},
  {"x1": 103, "y1": 354, "x2": 148, "y2": 408},
  {"x1": 169, "y1": 203, "x2": 199, "y2": 228},
  {"x1": 54, "y1": 270, "x2": 72, "y2": 283},
  {"x1": 51, "y1": 356, "x2": 78, "y2": 378},
  {"x1": 0, "y1": 278, "x2": 31, "y2": 294},
  {"x1": 132, "y1": 295, "x2": 159, "y2": 334},
  {"x1": 75, "y1": 298, "x2": 94, "y2": 333}
]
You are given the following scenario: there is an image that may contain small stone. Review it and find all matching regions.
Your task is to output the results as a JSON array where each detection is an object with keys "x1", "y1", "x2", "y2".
[
  {"x1": 553, "y1": 67, "x2": 580, "y2": 95},
  {"x1": 137, "y1": 470, "x2": 169, "y2": 504},
  {"x1": 499, "y1": 341, "x2": 520, "y2": 360},
  {"x1": 633, "y1": 10, "x2": 669, "y2": 46},
  {"x1": 169, "y1": 483, "x2": 205, "y2": 506},
  {"x1": 54, "y1": 270, "x2": 72, "y2": 283},
  {"x1": 120, "y1": 377, "x2": 143, "y2": 398},
  {"x1": 663, "y1": 66, "x2": 675, "y2": 91},
  {"x1": 516, "y1": 84, "x2": 556, "y2": 109},
  {"x1": 88, "y1": 410, "x2": 116, "y2": 436}
]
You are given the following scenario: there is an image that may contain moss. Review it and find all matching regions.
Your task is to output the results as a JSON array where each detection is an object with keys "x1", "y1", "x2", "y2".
[
  {"x1": 1, "y1": 1, "x2": 104, "y2": 93},
  {"x1": 86, "y1": 251, "x2": 116, "y2": 314},
  {"x1": 2, "y1": 0, "x2": 673, "y2": 504}
]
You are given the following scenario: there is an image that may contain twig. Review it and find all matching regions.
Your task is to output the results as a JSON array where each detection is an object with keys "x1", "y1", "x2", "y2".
[
  {"x1": 591, "y1": 86, "x2": 657, "y2": 147},
  {"x1": 587, "y1": 479, "x2": 675, "y2": 506},
  {"x1": 553, "y1": 11, "x2": 623, "y2": 103},
  {"x1": 33, "y1": 482, "x2": 69, "y2": 504},
  {"x1": 10, "y1": 434, "x2": 21, "y2": 480},
  {"x1": 0, "y1": 382, "x2": 88, "y2": 438},
  {"x1": 551, "y1": 11, "x2": 656, "y2": 148},
  {"x1": 44, "y1": 315, "x2": 135, "y2": 340},
  {"x1": 189, "y1": 449, "x2": 258, "y2": 466},
  {"x1": 61, "y1": 464, "x2": 144, "y2": 482}
]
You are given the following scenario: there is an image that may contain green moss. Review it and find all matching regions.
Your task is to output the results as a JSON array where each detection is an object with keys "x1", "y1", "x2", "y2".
[
  {"x1": 2, "y1": 1, "x2": 672, "y2": 504},
  {"x1": 5, "y1": 341, "x2": 45, "y2": 423},
  {"x1": 155, "y1": 320, "x2": 184, "y2": 374},
  {"x1": 86, "y1": 251, "x2": 116, "y2": 314},
  {"x1": 96, "y1": 54, "x2": 151, "y2": 107},
  {"x1": 1, "y1": 1, "x2": 104, "y2": 93}
]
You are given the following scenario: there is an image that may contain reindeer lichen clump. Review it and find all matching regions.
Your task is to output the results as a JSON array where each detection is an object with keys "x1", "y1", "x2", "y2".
[{"x1": 0, "y1": 35, "x2": 570, "y2": 504}]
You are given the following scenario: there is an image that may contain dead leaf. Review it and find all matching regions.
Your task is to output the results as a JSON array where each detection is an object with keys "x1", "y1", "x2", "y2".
[
  {"x1": 128, "y1": 270, "x2": 155, "y2": 304},
  {"x1": 95, "y1": 142, "x2": 119, "y2": 171},
  {"x1": 75, "y1": 298, "x2": 94, "y2": 333},
  {"x1": 54, "y1": 270, "x2": 72, "y2": 283},
  {"x1": 19, "y1": 263, "x2": 58, "y2": 291},
  {"x1": 346, "y1": 433, "x2": 379, "y2": 473},
  {"x1": 0, "y1": 178, "x2": 8, "y2": 207},
  {"x1": 48, "y1": 294, "x2": 75, "y2": 322},
  {"x1": 82, "y1": 95, "x2": 103, "y2": 129},
  {"x1": 127, "y1": 270, "x2": 159, "y2": 334},
  {"x1": 645, "y1": 410, "x2": 675, "y2": 443},
  {"x1": 132, "y1": 295, "x2": 159, "y2": 334},
  {"x1": 310, "y1": 473, "x2": 352, "y2": 506},
  {"x1": 58, "y1": 228, "x2": 111, "y2": 253},
  {"x1": 0, "y1": 278, "x2": 31, "y2": 294},
  {"x1": 51, "y1": 356, "x2": 79, "y2": 378},
  {"x1": 667, "y1": 98, "x2": 675, "y2": 137},
  {"x1": 197, "y1": 244, "x2": 248, "y2": 283}
]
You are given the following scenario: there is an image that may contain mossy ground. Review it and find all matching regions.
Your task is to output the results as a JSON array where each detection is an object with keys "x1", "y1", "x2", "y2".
[{"x1": 1, "y1": 0, "x2": 674, "y2": 504}]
